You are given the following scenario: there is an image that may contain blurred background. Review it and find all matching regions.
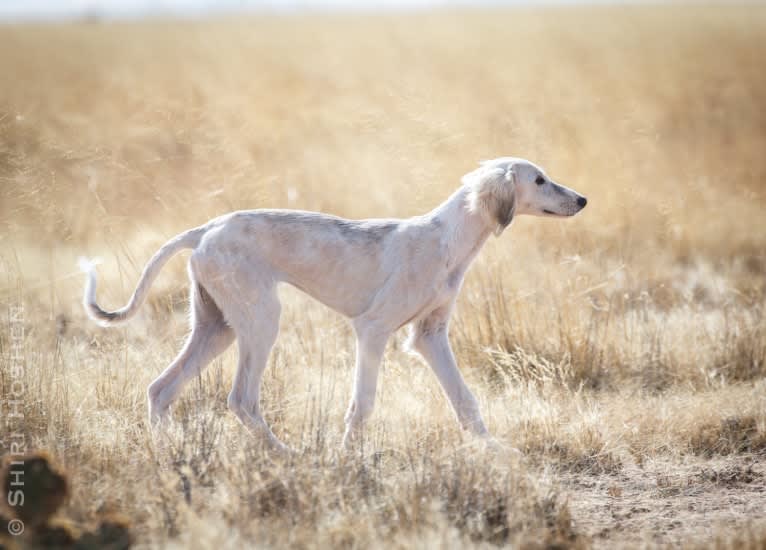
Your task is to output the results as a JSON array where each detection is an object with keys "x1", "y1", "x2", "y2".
[{"x1": 0, "y1": 0, "x2": 667, "y2": 21}]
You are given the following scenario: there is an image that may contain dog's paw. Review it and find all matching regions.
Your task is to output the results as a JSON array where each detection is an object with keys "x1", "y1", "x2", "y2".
[
  {"x1": 477, "y1": 435, "x2": 523, "y2": 458},
  {"x1": 266, "y1": 437, "x2": 297, "y2": 458}
]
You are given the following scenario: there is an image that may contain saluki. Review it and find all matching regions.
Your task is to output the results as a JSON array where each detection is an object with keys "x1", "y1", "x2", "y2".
[{"x1": 82, "y1": 157, "x2": 587, "y2": 451}]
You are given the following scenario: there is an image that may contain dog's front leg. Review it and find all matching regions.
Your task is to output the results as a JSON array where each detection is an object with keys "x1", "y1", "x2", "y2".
[
  {"x1": 412, "y1": 326, "x2": 490, "y2": 437},
  {"x1": 342, "y1": 323, "x2": 390, "y2": 449}
]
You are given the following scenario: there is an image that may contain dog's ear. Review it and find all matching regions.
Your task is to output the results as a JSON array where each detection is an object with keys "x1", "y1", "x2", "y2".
[{"x1": 464, "y1": 164, "x2": 517, "y2": 236}]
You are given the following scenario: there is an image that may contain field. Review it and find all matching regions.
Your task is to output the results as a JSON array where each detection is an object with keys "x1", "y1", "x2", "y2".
[{"x1": 1, "y1": 5, "x2": 766, "y2": 548}]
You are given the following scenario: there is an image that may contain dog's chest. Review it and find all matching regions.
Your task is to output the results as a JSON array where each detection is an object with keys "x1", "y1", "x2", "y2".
[{"x1": 421, "y1": 266, "x2": 464, "y2": 310}]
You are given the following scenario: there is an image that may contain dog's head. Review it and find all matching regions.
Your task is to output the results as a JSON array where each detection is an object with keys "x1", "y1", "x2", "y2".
[{"x1": 463, "y1": 157, "x2": 587, "y2": 235}]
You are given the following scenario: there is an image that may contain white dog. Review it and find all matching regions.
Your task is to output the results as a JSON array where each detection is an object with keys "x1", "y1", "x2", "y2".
[{"x1": 82, "y1": 157, "x2": 587, "y2": 451}]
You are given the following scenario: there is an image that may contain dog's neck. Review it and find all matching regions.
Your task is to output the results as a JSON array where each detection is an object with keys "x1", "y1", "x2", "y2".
[{"x1": 430, "y1": 186, "x2": 495, "y2": 271}]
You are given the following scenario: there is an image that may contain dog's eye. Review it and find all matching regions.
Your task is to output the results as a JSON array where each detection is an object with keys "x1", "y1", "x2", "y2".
[{"x1": 535, "y1": 176, "x2": 546, "y2": 185}]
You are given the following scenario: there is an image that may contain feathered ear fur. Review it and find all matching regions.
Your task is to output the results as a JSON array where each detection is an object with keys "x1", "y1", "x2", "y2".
[{"x1": 463, "y1": 164, "x2": 517, "y2": 236}]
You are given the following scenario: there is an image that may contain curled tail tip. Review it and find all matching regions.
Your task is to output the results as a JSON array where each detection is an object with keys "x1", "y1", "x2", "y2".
[
  {"x1": 78, "y1": 256, "x2": 101, "y2": 274},
  {"x1": 79, "y1": 257, "x2": 114, "y2": 326}
]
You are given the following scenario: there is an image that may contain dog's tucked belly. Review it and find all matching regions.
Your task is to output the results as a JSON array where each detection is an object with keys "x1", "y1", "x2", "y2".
[{"x1": 280, "y1": 260, "x2": 455, "y2": 328}]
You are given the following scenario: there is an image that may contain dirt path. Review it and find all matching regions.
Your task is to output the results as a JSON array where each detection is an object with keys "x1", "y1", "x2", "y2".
[{"x1": 562, "y1": 456, "x2": 766, "y2": 546}]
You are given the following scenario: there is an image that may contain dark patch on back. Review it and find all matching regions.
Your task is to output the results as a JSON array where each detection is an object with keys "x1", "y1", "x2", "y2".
[
  {"x1": 333, "y1": 218, "x2": 398, "y2": 244},
  {"x1": 256, "y1": 209, "x2": 399, "y2": 246}
]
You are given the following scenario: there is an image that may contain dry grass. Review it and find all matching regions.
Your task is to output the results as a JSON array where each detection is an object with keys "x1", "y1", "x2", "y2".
[{"x1": 1, "y1": 5, "x2": 766, "y2": 548}]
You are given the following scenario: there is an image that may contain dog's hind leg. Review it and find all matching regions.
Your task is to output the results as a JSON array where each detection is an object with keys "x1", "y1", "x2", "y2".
[
  {"x1": 147, "y1": 280, "x2": 234, "y2": 425},
  {"x1": 190, "y1": 248, "x2": 289, "y2": 452},
  {"x1": 224, "y1": 286, "x2": 288, "y2": 452}
]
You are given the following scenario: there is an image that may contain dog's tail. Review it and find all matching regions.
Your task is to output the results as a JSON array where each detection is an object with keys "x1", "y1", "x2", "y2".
[{"x1": 80, "y1": 226, "x2": 207, "y2": 327}]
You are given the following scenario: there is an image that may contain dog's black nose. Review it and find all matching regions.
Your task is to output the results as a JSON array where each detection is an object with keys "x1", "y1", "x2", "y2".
[{"x1": 577, "y1": 196, "x2": 587, "y2": 208}]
